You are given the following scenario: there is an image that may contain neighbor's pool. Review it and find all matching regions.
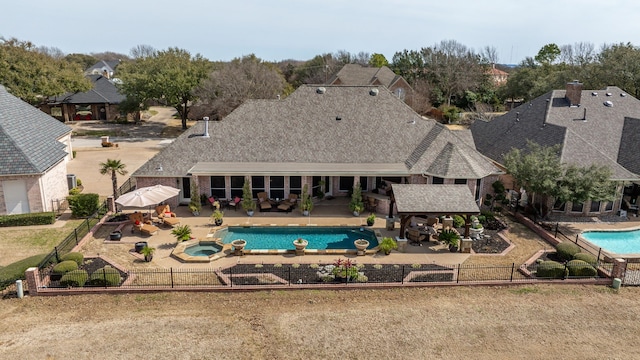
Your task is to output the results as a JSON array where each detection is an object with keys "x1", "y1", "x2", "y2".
[
  {"x1": 218, "y1": 226, "x2": 378, "y2": 250},
  {"x1": 581, "y1": 229, "x2": 640, "y2": 254}
]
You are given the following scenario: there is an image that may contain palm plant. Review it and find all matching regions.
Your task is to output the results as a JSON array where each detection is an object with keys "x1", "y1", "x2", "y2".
[
  {"x1": 171, "y1": 224, "x2": 192, "y2": 242},
  {"x1": 99, "y1": 159, "x2": 128, "y2": 200}
]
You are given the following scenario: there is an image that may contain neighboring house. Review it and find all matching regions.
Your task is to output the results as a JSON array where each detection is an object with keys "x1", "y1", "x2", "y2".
[
  {"x1": 487, "y1": 64, "x2": 509, "y2": 86},
  {"x1": 328, "y1": 64, "x2": 414, "y2": 103},
  {"x1": 0, "y1": 85, "x2": 73, "y2": 215},
  {"x1": 40, "y1": 74, "x2": 126, "y2": 122},
  {"x1": 132, "y1": 85, "x2": 500, "y2": 212},
  {"x1": 84, "y1": 60, "x2": 121, "y2": 78},
  {"x1": 470, "y1": 81, "x2": 640, "y2": 216}
]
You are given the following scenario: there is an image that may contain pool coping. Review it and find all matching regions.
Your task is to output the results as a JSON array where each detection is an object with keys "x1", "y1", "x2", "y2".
[{"x1": 579, "y1": 225, "x2": 640, "y2": 262}]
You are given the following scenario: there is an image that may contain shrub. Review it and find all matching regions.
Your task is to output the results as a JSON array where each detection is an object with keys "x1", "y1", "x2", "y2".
[
  {"x1": 52, "y1": 260, "x2": 79, "y2": 275},
  {"x1": 88, "y1": 266, "x2": 121, "y2": 287},
  {"x1": 60, "y1": 270, "x2": 88, "y2": 287},
  {"x1": 0, "y1": 212, "x2": 56, "y2": 227},
  {"x1": 573, "y1": 252, "x2": 597, "y2": 265},
  {"x1": 69, "y1": 187, "x2": 81, "y2": 196},
  {"x1": 60, "y1": 252, "x2": 84, "y2": 266},
  {"x1": 452, "y1": 215, "x2": 465, "y2": 228},
  {"x1": 536, "y1": 260, "x2": 566, "y2": 279},
  {"x1": 67, "y1": 193, "x2": 99, "y2": 218},
  {"x1": 556, "y1": 242, "x2": 581, "y2": 262},
  {"x1": 567, "y1": 260, "x2": 597, "y2": 277},
  {"x1": 379, "y1": 237, "x2": 398, "y2": 255}
]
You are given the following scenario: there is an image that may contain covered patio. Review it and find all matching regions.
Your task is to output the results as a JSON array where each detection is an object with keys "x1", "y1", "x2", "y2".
[{"x1": 391, "y1": 184, "x2": 481, "y2": 245}]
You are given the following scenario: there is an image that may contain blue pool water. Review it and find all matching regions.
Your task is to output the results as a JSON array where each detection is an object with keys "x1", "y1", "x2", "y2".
[
  {"x1": 219, "y1": 226, "x2": 378, "y2": 250},
  {"x1": 185, "y1": 242, "x2": 222, "y2": 256},
  {"x1": 582, "y1": 230, "x2": 640, "y2": 254}
]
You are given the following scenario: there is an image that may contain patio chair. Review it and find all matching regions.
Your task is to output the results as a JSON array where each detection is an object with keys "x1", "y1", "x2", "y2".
[
  {"x1": 156, "y1": 205, "x2": 181, "y2": 227},
  {"x1": 277, "y1": 194, "x2": 298, "y2": 212},
  {"x1": 257, "y1": 192, "x2": 273, "y2": 212},
  {"x1": 228, "y1": 196, "x2": 241, "y2": 211},
  {"x1": 365, "y1": 196, "x2": 377, "y2": 212},
  {"x1": 406, "y1": 228, "x2": 427, "y2": 246},
  {"x1": 129, "y1": 212, "x2": 159, "y2": 236}
]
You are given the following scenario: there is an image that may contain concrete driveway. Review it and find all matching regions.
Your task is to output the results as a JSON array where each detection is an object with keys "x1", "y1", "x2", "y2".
[{"x1": 66, "y1": 107, "x2": 178, "y2": 197}]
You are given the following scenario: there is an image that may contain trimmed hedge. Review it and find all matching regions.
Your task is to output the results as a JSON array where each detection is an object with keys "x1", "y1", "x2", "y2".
[
  {"x1": 60, "y1": 252, "x2": 84, "y2": 266},
  {"x1": 52, "y1": 260, "x2": 79, "y2": 275},
  {"x1": 536, "y1": 260, "x2": 566, "y2": 279},
  {"x1": 88, "y1": 266, "x2": 121, "y2": 287},
  {"x1": 567, "y1": 260, "x2": 597, "y2": 277},
  {"x1": 0, "y1": 254, "x2": 47, "y2": 290},
  {"x1": 60, "y1": 270, "x2": 88, "y2": 287},
  {"x1": 573, "y1": 252, "x2": 597, "y2": 266},
  {"x1": 0, "y1": 212, "x2": 56, "y2": 227},
  {"x1": 67, "y1": 193, "x2": 99, "y2": 218},
  {"x1": 556, "y1": 242, "x2": 581, "y2": 262}
]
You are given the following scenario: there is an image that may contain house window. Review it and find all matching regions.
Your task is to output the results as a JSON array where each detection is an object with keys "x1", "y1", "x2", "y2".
[
  {"x1": 290, "y1": 176, "x2": 302, "y2": 195},
  {"x1": 359, "y1": 176, "x2": 368, "y2": 191},
  {"x1": 230, "y1": 176, "x2": 245, "y2": 198},
  {"x1": 210, "y1": 176, "x2": 226, "y2": 199},
  {"x1": 251, "y1": 176, "x2": 265, "y2": 198},
  {"x1": 339, "y1": 177, "x2": 354, "y2": 192},
  {"x1": 432, "y1": 177, "x2": 444, "y2": 185},
  {"x1": 590, "y1": 201, "x2": 601, "y2": 213},
  {"x1": 475, "y1": 179, "x2": 482, "y2": 203},
  {"x1": 454, "y1": 179, "x2": 467, "y2": 185},
  {"x1": 605, "y1": 201, "x2": 614, "y2": 211},
  {"x1": 270, "y1": 176, "x2": 285, "y2": 199},
  {"x1": 571, "y1": 202, "x2": 584, "y2": 213},
  {"x1": 553, "y1": 199, "x2": 566, "y2": 212}
]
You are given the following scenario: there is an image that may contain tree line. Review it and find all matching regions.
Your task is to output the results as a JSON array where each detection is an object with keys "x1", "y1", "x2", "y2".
[{"x1": 3, "y1": 37, "x2": 640, "y2": 128}]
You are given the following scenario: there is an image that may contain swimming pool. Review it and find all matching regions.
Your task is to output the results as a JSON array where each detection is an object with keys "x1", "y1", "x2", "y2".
[
  {"x1": 217, "y1": 226, "x2": 379, "y2": 250},
  {"x1": 581, "y1": 229, "x2": 640, "y2": 254}
]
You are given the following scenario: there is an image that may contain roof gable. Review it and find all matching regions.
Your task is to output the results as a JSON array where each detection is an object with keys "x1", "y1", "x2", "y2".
[
  {"x1": 0, "y1": 85, "x2": 71, "y2": 175},
  {"x1": 329, "y1": 64, "x2": 401, "y2": 88},
  {"x1": 50, "y1": 75, "x2": 125, "y2": 104}
]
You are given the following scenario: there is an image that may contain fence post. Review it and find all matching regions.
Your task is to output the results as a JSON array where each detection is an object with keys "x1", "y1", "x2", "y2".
[
  {"x1": 288, "y1": 267, "x2": 291, "y2": 286},
  {"x1": 230, "y1": 268, "x2": 233, "y2": 288},
  {"x1": 170, "y1": 268, "x2": 174, "y2": 288},
  {"x1": 86, "y1": 219, "x2": 91, "y2": 233},
  {"x1": 456, "y1": 264, "x2": 461, "y2": 283},
  {"x1": 554, "y1": 223, "x2": 559, "y2": 238},
  {"x1": 401, "y1": 266, "x2": 405, "y2": 284},
  {"x1": 575, "y1": 234, "x2": 579, "y2": 244},
  {"x1": 54, "y1": 246, "x2": 60, "y2": 262},
  {"x1": 510, "y1": 263, "x2": 515, "y2": 282},
  {"x1": 103, "y1": 268, "x2": 107, "y2": 289},
  {"x1": 74, "y1": 228, "x2": 78, "y2": 244}
]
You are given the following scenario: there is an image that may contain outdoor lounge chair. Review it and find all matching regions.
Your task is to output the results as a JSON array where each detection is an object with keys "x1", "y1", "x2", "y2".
[
  {"x1": 277, "y1": 194, "x2": 298, "y2": 212},
  {"x1": 129, "y1": 212, "x2": 159, "y2": 236},
  {"x1": 156, "y1": 205, "x2": 181, "y2": 227},
  {"x1": 257, "y1": 192, "x2": 273, "y2": 212},
  {"x1": 228, "y1": 196, "x2": 241, "y2": 211},
  {"x1": 406, "y1": 228, "x2": 427, "y2": 246}
]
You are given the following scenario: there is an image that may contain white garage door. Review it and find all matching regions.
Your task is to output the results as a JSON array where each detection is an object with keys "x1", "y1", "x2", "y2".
[{"x1": 3, "y1": 180, "x2": 30, "y2": 214}]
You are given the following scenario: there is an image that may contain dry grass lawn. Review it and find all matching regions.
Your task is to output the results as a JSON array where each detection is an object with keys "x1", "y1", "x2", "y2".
[{"x1": 1, "y1": 285, "x2": 639, "y2": 359}]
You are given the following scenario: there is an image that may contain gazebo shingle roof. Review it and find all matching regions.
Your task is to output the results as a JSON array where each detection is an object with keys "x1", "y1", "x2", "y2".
[{"x1": 392, "y1": 184, "x2": 480, "y2": 214}]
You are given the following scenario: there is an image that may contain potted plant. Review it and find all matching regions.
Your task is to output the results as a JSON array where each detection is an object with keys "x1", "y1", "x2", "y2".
[
  {"x1": 300, "y1": 184, "x2": 313, "y2": 216},
  {"x1": 293, "y1": 238, "x2": 308, "y2": 253},
  {"x1": 140, "y1": 245, "x2": 155, "y2": 262},
  {"x1": 211, "y1": 209, "x2": 224, "y2": 226},
  {"x1": 438, "y1": 228, "x2": 460, "y2": 252},
  {"x1": 349, "y1": 183, "x2": 364, "y2": 216},
  {"x1": 366, "y1": 213, "x2": 376, "y2": 226},
  {"x1": 241, "y1": 179, "x2": 256, "y2": 216},
  {"x1": 189, "y1": 179, "x2": 202, "y2": 216},
  {"x1": 171, "y1": 224, "x2": 192, "y2": 242},
  {"x1": 379, "y1": 237, "x2": 398, "y2": 255}
]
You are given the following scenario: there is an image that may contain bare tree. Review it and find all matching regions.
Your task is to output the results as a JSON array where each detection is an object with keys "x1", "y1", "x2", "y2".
[
  {"x1": 480, "y1": 46, "x2": 499, "y2": 65},
  {"x1": 130, "y1": 44, "x2": 156, "y2": 59},
  {"x1": 36, "y1": 45, "x2": 65, "y2": 59},
  {"x1": 192, "y1": 54, "x2": 288, "y2": 119}
]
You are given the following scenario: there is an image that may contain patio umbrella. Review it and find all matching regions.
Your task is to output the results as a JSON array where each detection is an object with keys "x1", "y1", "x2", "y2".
[{"x1": 115, "y1": 185, "x2": 181, "y2": 209}]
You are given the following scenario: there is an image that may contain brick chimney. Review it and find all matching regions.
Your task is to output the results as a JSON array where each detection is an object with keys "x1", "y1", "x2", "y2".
[{"x1": 565, "y1": 80, "x2": 582, "y2": 107}]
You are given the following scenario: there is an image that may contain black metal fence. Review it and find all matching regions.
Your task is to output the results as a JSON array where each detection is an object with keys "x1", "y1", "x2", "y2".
[
  {"x1": 37, "y1": 261, "x2": 615, "y2": 290},
  {"x1": 117, "y1": 178, "x2": 136, "y2": 198},
  {"x1": 37, "y1": 201, "x2": 108, "y2": 269}
]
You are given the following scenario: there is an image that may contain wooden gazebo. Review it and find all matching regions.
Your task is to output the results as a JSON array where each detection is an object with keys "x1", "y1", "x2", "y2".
[{"x1": 390, "y1": 184, "x2": 481, "y2": 239}]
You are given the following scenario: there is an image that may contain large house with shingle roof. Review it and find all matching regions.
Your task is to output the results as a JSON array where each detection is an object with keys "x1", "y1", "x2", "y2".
[
  {"x1": 329, "y1": 64, "x2": 413, "y2": 103},
  {"x1": 0, "y1": 85, "x2": 73, "y2": 215},
  {"x1": 470, "y1": 81, "x2": 640, "y2": 216},
  {"x1": 133, "y1": 85, "x2": 500, "y2": 212}
]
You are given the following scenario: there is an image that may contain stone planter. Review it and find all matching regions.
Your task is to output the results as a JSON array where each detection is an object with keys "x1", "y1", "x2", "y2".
[
  {"x1": 232, "y1": 239, "x2": 247, "y2": 256},
  {"x1": 293, "y1": 238, "x2": 308, "y2": 255},
  {"x1": 354, "y1": 239, "x2": 369, "y2": 256}
]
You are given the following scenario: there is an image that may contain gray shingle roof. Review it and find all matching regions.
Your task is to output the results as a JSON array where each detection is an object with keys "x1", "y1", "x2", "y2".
[
  {"x1": 329, "y1": 64, "x2": 403, "y2": 88},
  {"x1": 471, "y1": 86, "x2": 640, "y2": 180},
  {"x1": 392, "y1": 184, "x2": 480, "y2": 214},
  {"x1": 0, "y1": 85, "x2": 71, "y2": 175},
  {"x1": 133, "y1": 85, "x2": 498, "y2": 179},
  {"x1": 85, "y1": 60, "x2": 120, "y2": 76},
  {"x1": 50, "y1": 75, "x2": 125, "y2": 104}
]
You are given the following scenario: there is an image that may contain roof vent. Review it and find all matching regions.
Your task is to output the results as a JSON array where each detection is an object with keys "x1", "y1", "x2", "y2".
[
  {"x1": 155, "y1": 165, "x2": 163, "y2": 172},
  {"x1": 369, "y1": 88, "x2": 379, "y2": 96},
  {"x1": 336, "y1": 116, "x2": 342, "y2": 121},
  {"x1": 604, "y1": 100, "x2": 613, "y2": 107},
  {"x1": 316, "y1": 87, "x2": 326, "y2": 94},
  {"x1": 621, "y1": 93, "x2": 627, "y2": 97},
  {"x1": 606, "y1": 92, "x2": 612, "y2": 96},
  {"x1": 592, "y1": 92, "x2": 598, "y2": 96}
]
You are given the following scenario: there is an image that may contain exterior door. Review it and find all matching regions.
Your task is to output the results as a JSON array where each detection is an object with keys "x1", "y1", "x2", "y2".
[
  {"x1": 3, "y1": 179, "x2": 30, "y2": 214},
  {"x1": 179, "y1": 177, "x2": 191, "y2": 204}
]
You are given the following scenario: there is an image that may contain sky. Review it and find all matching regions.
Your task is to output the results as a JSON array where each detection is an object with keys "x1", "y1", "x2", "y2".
[{"x1": 3, "y1": 0, "x2": 640, "y2": 65}]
